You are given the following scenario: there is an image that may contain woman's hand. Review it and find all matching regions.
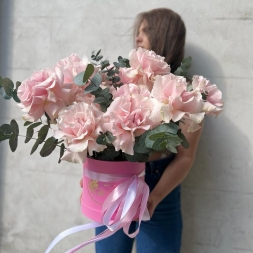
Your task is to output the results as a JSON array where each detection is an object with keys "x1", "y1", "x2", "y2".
[{"x1": 147, "y1": 194, "x2": 159, "y2": 218}]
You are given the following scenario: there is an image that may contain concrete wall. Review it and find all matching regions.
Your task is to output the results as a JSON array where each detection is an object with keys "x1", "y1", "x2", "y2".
[{"x1": 0, "y1": 0, "x2": 252, "y2": 252}]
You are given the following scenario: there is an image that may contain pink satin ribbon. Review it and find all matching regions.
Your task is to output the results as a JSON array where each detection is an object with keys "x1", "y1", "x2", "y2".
[{"x1": 45, "y1": 167, "x2": 150, "y2": 253}]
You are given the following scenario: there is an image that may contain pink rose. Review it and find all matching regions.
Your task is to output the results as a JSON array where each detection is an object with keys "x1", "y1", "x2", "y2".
[
  {"x1": 103, "y1": 94, "x2": 161, "y2": 155},
  {"x1": 112, "y1": 83, "x2": 150, "y2": 99},
  {"x1": 18, "y1": 67, "x2": 70, "y2": 121},
  {"x1": 120, "y1": 48, "x2": 171, "y2": 90},
  {"x1": 56, "y1": 54, "x2": 94, "y2": 104},
  {"x1": 192, "y1": 75, "x2": 223, "y2": 116},
  {"x1": 151, "y1": 74, "x2": 201, "y2": 123},
  {"x1": 56, "y1": 53, "x2": 89, "y2": 84},
  {"x1": 183, "y1": 112, "x2": 205, "y2": 132},
  {"x1": 54, "y1": 102, "x2": 106, "y2": 163}
]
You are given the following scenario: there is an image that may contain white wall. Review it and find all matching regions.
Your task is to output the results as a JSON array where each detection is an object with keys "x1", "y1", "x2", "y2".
[{"x1": 0, "y1": 1, "x2": 252, "y2": 253}]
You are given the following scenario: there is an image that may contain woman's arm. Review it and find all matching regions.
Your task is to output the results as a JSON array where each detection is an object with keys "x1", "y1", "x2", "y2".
[{"x1": 147, "y1": 120, "x2": 203, "y2": 217}]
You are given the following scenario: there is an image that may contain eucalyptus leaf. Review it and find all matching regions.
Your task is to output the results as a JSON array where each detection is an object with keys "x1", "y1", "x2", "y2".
[
  {"x1": 106, "y1": 131, "x2": 116, "y2": 143},
  {"x1": 24, "y1": 121, "x2": 33, "y2": 126},
  {"x1": 113, "y1": 76, "x2": 120, "y2": 83},
  {"x1": 40, "y1": 137, "x2": 58, "y2": 157},
  {"x1": 29, "y1": 122, "x2": 42, "y2": 129},
  {"x1": 174, "y1": 56, "x2": 192, "y2": 76},
  {"x1": 93, "y1": 147, "x2": 120, "y2": 161},
  {"x1": 133, "y1": 142, "x2": 151, "y2": 154},
  {"x1": 10, "y1": 119, "x2": 19, "y2": 136},
  {"x1": 96, "y1": 55, "x2": 103, "y2": 61},
  {"x1": 84, "y1": 83, "x2": 98, "y2": 93},
  {"x1": 0, "y1": 124, "x2": 12, "y2": 135},
  {"x1": 1, "y1": 88, "x2": 12, "y2": 100},
  {"x1": 174, "y1": 67, "x2": 183, "y2": 76},
  {"x1": 152, "y1": 138, "x2": 167, "y2": 151},
  {"x1": 95, "y1": 49, "x2": 101, "y2": 58},
  {"x1": 16, "y1": 81, "x2": 21, "y2": 89},
  {"x1": 166, "y1": 143, "x2": 178, "y2": 153},
  {"x1": 25, "y1": 127, "x2": 34, "y2": 143},
  {"x1": 182, "y1": 56, "x2": 192, "y2": 69},
  {"x1": 100, "y1": 88, "x2": 110, "y2": 95},
  {"x1": 96, "y1": 132, "x2": 115, "y2": 145},
  {"x1": 2, "y1": 78, "x2": 14, "y2": 96},
  {"x1": 148, "y1": 132, "x2": 165, "y2": 141},
  {"x1": 83, "y1": 64, "x2": 95, "y2": 83},
  {"x1": 93, "y1": 97, "x2": 106, "y2": 103},
  {"x1": 101, "y1": 60, "x2": 110, "y2": 70},
  {"x1": 13, "y1": 89, "x2": 21, "y2": 103},
  {"x1": 91, "y1": 73, "x2": 102, "y2": 87},
  {"x1": 178, "y1": 131, "x2": 189, "y2": 149},
  {"x1": 37, "y1": 125, "x2": 49, "y2": 144},
  {"x1": 0, "y1": 124, "x2": 12, "y2": 142},
  {"x1": 58, "y1": 143, "x2": 65, "y2": 163},
  {"x1": 0, "y1": 135, "x2": 10, "y2": 142},
  {"x1": 74, "y1": 71, "x2": 86, "y2": 86},
  {"x1": 25, "y1": 122, "x2": 42, "y2": 143},
  {"x1": 9, "y1": 133, "x2": 18, "y2": 152},
  {"x1": 164, "y1": 133, "x2": 182, "y2": 146},
  {"x1": 30, "y1": 139, "x2": 41, "y2": 155}
]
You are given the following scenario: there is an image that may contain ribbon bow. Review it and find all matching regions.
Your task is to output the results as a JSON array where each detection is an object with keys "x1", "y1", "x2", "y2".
[{"x1": 45, "y1": 168, "x2": 150, "y2": 253}]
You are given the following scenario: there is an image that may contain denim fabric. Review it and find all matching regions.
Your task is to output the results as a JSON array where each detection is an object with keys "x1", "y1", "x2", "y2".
[{"x1": 95, "y1": 155, "x2": 182, "y2": 253}]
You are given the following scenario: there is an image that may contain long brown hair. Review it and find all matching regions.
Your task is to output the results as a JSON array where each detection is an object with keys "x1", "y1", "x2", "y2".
[{"x1": 134, "y1": 8, "x2": 186, "y2": 73}]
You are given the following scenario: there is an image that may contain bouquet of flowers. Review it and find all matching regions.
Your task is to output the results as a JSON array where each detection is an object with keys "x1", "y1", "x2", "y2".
[
  {"x1": 0, "y1": 47, "x2": 223, "y2": 163},
  {"x1": 0, "y1": 48, "x2": 223, "y2": 252}
]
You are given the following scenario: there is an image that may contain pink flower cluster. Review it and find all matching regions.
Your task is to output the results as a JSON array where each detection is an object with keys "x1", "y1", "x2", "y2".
[
  {"x1": 120, "y1": 48, "x2": 224, "y2": 132},
  {"x1": 17, "y1": 54, "x2": 91, "y2": 121},
  {"x1": 17, "y1": 48, "x2": 223, "y2": 163}
]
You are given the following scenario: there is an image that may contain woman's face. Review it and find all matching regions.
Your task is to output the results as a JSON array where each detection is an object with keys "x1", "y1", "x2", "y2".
[{"x1": 135, "y1": 20, "x2": 151, "y2": 50}]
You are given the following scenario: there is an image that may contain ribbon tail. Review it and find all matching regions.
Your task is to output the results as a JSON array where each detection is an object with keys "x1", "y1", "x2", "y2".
[
  {"x1": 44, "y1": 222, "x2": 102, "y2": 253},
  {"x1": 66, "y1": 228, "x2": 120, "y2": 253}
]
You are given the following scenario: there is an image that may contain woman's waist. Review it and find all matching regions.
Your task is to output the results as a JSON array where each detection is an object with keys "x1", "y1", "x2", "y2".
[{"x1": 145, "y1": 153, "x2": 175, "y2": 175}]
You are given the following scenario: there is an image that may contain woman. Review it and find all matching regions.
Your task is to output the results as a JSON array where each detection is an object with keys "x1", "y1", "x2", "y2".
[{"x1": 95, "y1": 8, "x2": 203, "y2": 253}]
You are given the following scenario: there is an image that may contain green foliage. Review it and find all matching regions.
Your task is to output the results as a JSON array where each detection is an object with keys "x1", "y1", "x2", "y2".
[
  {"x1": 178, "y1": 129, "x2": 189, "y2": 149},
  {"x1": 91, "y1": 49, "x2": 103, "y2": 62},
  {"x1": 92, "y1": 146, "x2": 120, "y2": 161},
  {"x1": 9, "y1": 133, "x2": 18, "y2": 152},
  {"x1": 96, "y1": 131, "x2": 115, "y2": 145},
  {"x1": 10, "y1": 120, "x2": 19, "y2": 136},
  {"x1": 144, "y1": 123, "x2": 182, "y2": 153},
  {"x1": 74, "y1": 64, "x2": 95, "y2": 87},
  {"x1": 0, "y1": 76, "x2": 21, "y2": 102},
  {"x1": 25, "y1": 122, "x2": 42, "y2": 143},
  {"x1": 0, "y1": 124, "x2": 12, "y2": 142},
  {"x1": 84, "y1": 73, "x2": 102, "y2": 93},
  {"x1": 174, "y1": 56, "x2": 192, "y2": 76},
  {"x1": 13, "y1": 89, "x2": 21, "y2": 103},
  {"x1": 74, "y1": 71, "x2": 86, "y2": 86},
  {"x1": 58, "y1": 143, "x2": 65, "y2": 163},
  {"x1": 40, "y1": 137, "x2": 58, "y2": 157},
  {"x1": 91, "y1": 87, "x2": 113, "y2": 112},
  {"x1": 118, "y1": 56, "x2": 130, "y2": 68},
  {"x1": 0, "y1": 51, "x2": 193, "y2": 163},
  {"x1": 30, "y1": 125, "x2": 49, "y2": 155},
  {"x1": 1, "y1": 78, "x2": 14, "y2": 96},
  {"x1": 83, "y1": 64, "x2": 95, "y2": 83},
  {"x1": 124, "y1": 152, "x2": 149, "y2": 162},
  {"x1": 101, "y1": 60, "x2": 110, "y2": 70},
  {"x1": 16, "y1": 81, "x2": 21, "y2": 89}
]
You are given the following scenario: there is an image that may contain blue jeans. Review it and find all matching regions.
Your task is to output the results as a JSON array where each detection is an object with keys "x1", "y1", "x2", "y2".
[{"x1": 95, "y1": 155, "x2": 182, "y2": 253}]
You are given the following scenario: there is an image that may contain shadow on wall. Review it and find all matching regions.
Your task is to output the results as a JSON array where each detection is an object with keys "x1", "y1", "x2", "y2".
[
  {"x1": 0, "y1": 0, "x2": 13, "y2": 246},
  {"x1": 181, "y1": 43, "x2": 252, "y2": 252}
]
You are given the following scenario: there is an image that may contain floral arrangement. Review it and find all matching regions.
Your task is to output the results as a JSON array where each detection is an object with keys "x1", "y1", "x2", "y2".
[{"x1": 0, "y1": 48, "x2": 223, "y2": 163}]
